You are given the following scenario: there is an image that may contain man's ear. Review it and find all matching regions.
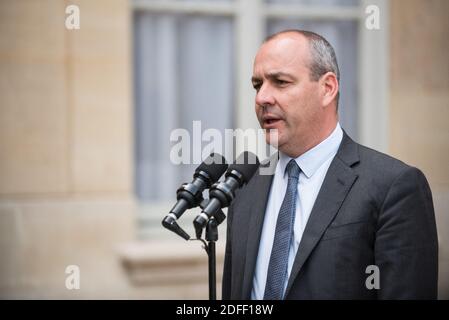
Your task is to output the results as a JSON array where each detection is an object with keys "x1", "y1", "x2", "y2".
[{"x1": 320, "y1": 72, "x2": 339, "y2": 107}]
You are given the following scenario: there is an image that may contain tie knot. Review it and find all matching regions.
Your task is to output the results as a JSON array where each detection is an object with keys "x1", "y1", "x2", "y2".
[{"x1": 286, "y1": 159, "x2": 300, "y2": 180}]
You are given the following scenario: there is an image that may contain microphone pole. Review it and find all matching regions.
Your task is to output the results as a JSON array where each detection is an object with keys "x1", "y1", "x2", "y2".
[
  {"x1": 195, "y1": 151, "x2": 260, "y2": 300},
  {"x1": 196, "y1": 198, "x2": 226, "y2": 300},
  {"x1": 206, "y1": 215, "x2": 218, "y2": 300}
]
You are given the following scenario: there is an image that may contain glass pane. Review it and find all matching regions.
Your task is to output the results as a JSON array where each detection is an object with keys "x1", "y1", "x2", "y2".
[
  {"x1": 133, "y1": 13, "x2": 234, "y2": 202},
  {"x1": 267, "y1": 20, "x2": 359, "y2": 140}
]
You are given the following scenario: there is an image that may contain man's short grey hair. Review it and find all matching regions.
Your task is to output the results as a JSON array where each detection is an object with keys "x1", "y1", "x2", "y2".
[{"x1": 265, "y1": 29, "x2": 340, "y2": 107}]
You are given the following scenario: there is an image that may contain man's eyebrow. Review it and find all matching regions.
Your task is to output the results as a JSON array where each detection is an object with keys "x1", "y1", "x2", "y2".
[
  {"x1": 267, "y1": 72, "x2": 295, "y2": 80},
  {"x1": 251, "y1": 72, "x2": 296, "y2": 83}
]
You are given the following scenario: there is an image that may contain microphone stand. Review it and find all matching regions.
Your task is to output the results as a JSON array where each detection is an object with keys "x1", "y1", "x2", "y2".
[
  {"x1": 205, "y1": 217, "x2": 218, "y2": 300},
  {"x1": 197, "y1": 199, "x2": 227, "y2": 301},
  {"x1": 163, "y1": 198, "x2": 226, "y2": 301}
]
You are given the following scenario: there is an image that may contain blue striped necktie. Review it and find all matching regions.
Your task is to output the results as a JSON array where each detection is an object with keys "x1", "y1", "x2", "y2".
[{"x1": 264, "y1": 159, "x2": 300, "y2": 300}]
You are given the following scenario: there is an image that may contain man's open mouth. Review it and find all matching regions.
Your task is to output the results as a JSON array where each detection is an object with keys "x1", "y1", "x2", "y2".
[{"x1": 263, "y1": 118, "x2": 282, "y2": 127}]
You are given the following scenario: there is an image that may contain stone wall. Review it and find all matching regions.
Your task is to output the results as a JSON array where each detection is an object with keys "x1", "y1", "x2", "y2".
[{"x1": 389, "y1": 0, "x2": 449, "y2": 298}]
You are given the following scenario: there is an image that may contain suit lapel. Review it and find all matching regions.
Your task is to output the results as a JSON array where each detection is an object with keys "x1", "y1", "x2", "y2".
[
  {"x1": 285, "y1": 132, "x2": 360, "y2": 297},
  {"x1": 241, "y1": 157, "x2": 277, "y2": 299}
]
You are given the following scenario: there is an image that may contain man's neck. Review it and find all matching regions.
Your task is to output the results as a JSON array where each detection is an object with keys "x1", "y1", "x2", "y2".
[{"x1": 282, "y1": 120, "x2": 338, "y2": 158}]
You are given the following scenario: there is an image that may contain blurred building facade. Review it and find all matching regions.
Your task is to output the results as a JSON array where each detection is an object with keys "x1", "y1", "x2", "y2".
[{"x1": 0, "y1": 0, "x2": 448, "y2": 299}]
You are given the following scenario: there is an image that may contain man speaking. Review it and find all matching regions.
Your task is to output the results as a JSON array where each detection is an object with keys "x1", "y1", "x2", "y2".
[{"x1": 222, "y1": 30, "x2": 438, "y2": 299}]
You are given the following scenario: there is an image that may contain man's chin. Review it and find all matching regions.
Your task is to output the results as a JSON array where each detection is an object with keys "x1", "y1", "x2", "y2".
[{"x1": 264, "y1": 129, "x2": 284, "y2": 149}]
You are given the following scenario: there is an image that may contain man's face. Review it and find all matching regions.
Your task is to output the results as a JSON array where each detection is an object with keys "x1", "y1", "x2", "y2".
[{"x1": 252, "y1": 34, "x2": 323, "y2": 156}]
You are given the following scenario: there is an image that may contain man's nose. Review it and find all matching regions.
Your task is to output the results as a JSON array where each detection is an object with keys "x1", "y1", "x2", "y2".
[{"x1": 255, "y1": 84, "x2": 275, "y2": 107}]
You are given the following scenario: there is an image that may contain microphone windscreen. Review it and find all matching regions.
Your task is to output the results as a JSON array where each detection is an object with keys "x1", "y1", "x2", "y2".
[
  {"x1": 195, "y1": 153, "x2": 228, "y2": 182},
  {"x1": 227, "y1": 151, "x2": 260, "y2": 183}
]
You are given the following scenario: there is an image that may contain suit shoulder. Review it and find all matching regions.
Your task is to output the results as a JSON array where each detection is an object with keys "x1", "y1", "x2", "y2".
[
  {"x1": 341, "y1": 141, "x2": 432, "y2": 215},
  {"x1": 356, "y1": 143, "x2": 413, "y2": 177},
  {"x1": 352, "y1": 142, "x2": 431, "y2": 196}
]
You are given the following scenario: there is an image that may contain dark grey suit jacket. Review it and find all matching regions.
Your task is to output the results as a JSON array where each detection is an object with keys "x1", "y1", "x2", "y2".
[{"x1": 222, "y1": 132, "x2": 438, "y2": 299}]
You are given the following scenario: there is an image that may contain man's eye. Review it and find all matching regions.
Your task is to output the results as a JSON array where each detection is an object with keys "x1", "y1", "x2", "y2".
[
  {"x1": 275, "y1": 79, "x2": 288, "y2": 86},
  {"x1": 253, "y1": 83, "x2": 261, "y2": 91}
]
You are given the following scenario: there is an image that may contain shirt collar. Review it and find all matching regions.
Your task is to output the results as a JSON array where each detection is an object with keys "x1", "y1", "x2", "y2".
[{"x1": 278, "y1": 123, "x2": 343, "y2": 179}]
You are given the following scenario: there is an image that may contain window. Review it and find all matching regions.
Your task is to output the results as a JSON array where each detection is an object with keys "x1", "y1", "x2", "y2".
[
  {"x1": 133, "y1": 12, "x2": 234, "y2": 202},
  {"x1": 132, "y1": 0, "x2": 388, "y2": 237}
]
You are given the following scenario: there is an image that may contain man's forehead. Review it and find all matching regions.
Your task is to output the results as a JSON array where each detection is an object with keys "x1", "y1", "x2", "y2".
[
  {"x1": 253, "y1": 34, "x2": 310, "y2": 75},
  {"x1": 260, "y1": 33, "x2": 308, "y2": 54}
]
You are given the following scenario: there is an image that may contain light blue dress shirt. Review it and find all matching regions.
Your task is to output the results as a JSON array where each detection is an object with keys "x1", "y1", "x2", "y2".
[{"x1": 251, "y1": 123, "x2": 343, "y2": 300}]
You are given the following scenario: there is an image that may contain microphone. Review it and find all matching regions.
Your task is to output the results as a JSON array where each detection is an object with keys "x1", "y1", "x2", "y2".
[
  {"x1": 193, "y1": 151, "x2": 260, "y2": 238},
  {"x1": 162, "y1": 153, "x2": 228, "y2": 240}
]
